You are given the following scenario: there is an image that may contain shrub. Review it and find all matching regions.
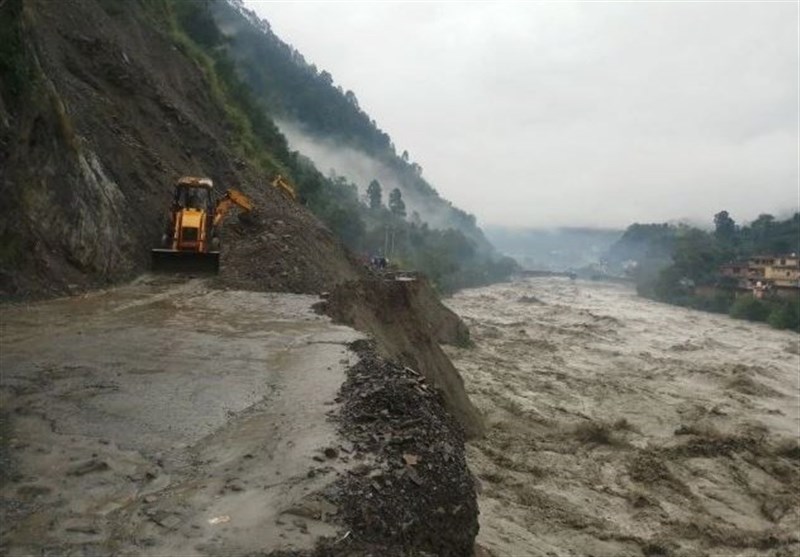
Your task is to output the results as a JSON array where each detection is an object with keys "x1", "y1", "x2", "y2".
[
  {"x1": 729, "y1": 296, "x2": 771, "y2": 322},
  {"x1": 767, "y1": 299, "x2": 800, "y2": 332}
]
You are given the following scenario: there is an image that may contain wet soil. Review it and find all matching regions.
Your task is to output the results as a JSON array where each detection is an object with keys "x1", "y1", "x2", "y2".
[
  {"x1": 0, "y1": 276, "x2": 364, "y2": 555},
  {"x1": 445, "y1": 278, "x2": 800, "y2": 557},
  {"x1": 326, "y1": 340, "x2": 477, "y2": 555}
]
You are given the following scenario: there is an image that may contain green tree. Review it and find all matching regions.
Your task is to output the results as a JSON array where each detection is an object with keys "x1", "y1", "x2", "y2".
[
  {"x1": 729, "y1": 297, "x2": 771, "y2": 322},
  {"x1": 172, "y1": 0, "x2": 224, "y2": 48},
  {"x1": 367, "y1": 179, "x2": 382, "y2": 210},
  {"x1": 388, "y1": 188, "x2": 406, "y2": 219},
  {"x1": 768, "y1": 299, "x2": 800, "y2": 331},
  {"x1": 672, "y1": 228, "x2": 721, "y2": 283},
  {"x1": 713, "y1": 210, "x2": 737, "y2": 246},
  {"x1": 747, "y1": 214, "x2": 774, "y2": 250}
]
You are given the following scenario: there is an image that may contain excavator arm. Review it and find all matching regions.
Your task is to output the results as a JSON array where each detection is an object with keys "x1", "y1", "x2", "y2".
[
  {"x1": 214, "y1": 188, "x2": 254, "y2": 227},
  {"x1": 271, "y1": 175, "x2": 298, "y2": 202}
]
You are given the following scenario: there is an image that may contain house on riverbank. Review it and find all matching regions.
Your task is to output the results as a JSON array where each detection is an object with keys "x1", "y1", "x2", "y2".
[{"x1": 720, "y1": 254, "x2": 800, "y2": 298}]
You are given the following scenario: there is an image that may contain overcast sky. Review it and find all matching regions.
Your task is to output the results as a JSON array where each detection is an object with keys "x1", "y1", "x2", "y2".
[{"x1": 244, "y1": 1, "x2": 799, "y2": 229}]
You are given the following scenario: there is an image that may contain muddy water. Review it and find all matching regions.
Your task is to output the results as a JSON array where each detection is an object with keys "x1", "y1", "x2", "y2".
[
  {"x1": 0, "y1": 276, "x2": 362, "y2": 556},
  {"x1": 444, "y1": 278, "x2": 799, "y2": 557}
]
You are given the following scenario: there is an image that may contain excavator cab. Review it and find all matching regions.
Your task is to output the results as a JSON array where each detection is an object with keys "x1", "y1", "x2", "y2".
[
  {"x1": 151, "y1": 176, "x2": 252, "y2": 274},
  {"x1": 177, "y1": 183, "x2": 211, "y2": 211}
]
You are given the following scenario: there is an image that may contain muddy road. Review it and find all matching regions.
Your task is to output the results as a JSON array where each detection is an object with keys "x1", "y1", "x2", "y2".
[
  {"x1": 445, "y1": 278, "x2": 799, "y2": 557},
  {"x1": 0, "y1": 276, "x2": 362, "y2": 556}
]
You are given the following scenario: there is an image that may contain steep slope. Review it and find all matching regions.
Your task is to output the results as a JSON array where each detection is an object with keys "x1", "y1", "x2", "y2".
[
  {"x1": 0, "y1": 0, "x2": 355, "y2": 299},
  {"x1": 206, "y1": 0, "x2": 518, "y2": 292},
  {"x1": 212, "y1": 0, "x2": 487, "y2": 240}
]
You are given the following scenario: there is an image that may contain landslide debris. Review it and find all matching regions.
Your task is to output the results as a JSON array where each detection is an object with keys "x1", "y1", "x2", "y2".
[
  {"x1": 263, "y1": 340, "x2": 479, "y2": 557},
  {"x1": 216, "y1": 196, "x2": 360, "y2": 294},
  {"x1": 332, "y1": 340, "x2": 477, "y2": 555}
]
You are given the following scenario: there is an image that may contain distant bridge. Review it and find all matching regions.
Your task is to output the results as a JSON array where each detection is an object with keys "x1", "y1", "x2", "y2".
[{"x1": 516, "y1": 270, "x2": 576, "y2": 279}]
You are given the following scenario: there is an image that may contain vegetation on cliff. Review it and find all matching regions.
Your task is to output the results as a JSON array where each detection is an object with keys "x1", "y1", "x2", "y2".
[
  {"x1": 1, "y1": 0, "x2": 515, "y2": 297},
  {"x1": 166, "y1": 0, "x2": 516, "y2": 293}
]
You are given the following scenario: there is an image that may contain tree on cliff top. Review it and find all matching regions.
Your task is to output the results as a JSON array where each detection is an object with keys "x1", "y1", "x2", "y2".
[
  {"x1": 389, "y1": 188, "x2": 406, "y2": 219},
  {"x1": 367, "y1": 179, "x2": 383, "y2": 210}
]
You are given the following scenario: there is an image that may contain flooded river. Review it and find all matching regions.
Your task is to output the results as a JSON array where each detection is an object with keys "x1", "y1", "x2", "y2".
[{"x1": 445, "y1": 278, "x2": 799, "y2": 557}]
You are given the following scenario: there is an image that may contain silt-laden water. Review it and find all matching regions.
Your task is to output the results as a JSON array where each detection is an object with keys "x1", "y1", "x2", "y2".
[{"x1": 445, "y1": 278, "x2": 799, "y2": 557}]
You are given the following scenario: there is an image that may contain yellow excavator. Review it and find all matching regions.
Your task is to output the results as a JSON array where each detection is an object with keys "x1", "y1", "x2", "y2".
[{"x1": 151, "y1": 176, "x2": 253, "y2": 273}]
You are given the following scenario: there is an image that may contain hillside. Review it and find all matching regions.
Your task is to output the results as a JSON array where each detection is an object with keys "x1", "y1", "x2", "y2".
[
  {"x1": 207, "y1": 0, "x2": 517, "y2": 292},
  {"x1": 604, "y1": 212, "x2": 800, "y2": 330},
  {"x1": 1, "y1": 0, "x2": 309, "y2": 297},
  {"x1": 0, "y1": 0, "x2": 486, "y2": 553},
  {"x1": 1, "y1": 0, "x2": 515, "y2": 297}
]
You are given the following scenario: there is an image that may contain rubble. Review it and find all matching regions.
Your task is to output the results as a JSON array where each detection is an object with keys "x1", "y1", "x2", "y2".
[{"x1": 317, "y1": 340, "x2": 478, "y2": 556}]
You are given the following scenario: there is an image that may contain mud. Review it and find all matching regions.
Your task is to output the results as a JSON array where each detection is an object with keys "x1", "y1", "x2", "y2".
[
  {"x1": 444, "y1": 278, "x2": 800, "y2": 557},
  {"x1": 0, "y1": 276, "x2": 364, "y2": 555}
]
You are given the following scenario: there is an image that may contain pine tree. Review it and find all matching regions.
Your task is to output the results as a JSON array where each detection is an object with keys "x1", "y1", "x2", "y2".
[
  {"x1": 367, "y1": 179, "x2": 382, "y2": 210},
  {"x1": 389, "y1": 188, "x2": 406, "y2": 219}
]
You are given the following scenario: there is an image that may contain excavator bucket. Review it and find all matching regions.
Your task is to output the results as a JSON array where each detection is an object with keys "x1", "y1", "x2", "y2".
[{"x1": 150, "y1": 249, "x2": 220, "y2": 274}]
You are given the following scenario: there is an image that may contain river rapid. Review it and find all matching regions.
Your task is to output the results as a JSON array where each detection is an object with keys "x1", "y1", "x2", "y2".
[{"x1": 444, "y1": 278, "x2": 799, "y2": 557}]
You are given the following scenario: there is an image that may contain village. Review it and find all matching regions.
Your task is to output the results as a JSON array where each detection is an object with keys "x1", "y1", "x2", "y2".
[{"x1": 720, "y1": 253, "x2": 800, "y2": 298}]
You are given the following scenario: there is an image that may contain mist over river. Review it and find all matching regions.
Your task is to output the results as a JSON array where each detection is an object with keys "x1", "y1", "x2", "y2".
[{"x1": 444, "y1": 278, "x2": 799, "y2": 557}]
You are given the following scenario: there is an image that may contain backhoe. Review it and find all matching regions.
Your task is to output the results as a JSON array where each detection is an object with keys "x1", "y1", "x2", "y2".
[{"x1": 151, "y1": 176, "x2": 253, "y2": 273}]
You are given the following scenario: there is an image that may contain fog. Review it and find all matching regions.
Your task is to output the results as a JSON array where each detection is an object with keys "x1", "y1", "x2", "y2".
[
  {"x1": 245, "y1": 1, "x2": 798, "y2": 229},
  {"x1": 278, "y1": 120, "x2": 475, "y2": 233}
]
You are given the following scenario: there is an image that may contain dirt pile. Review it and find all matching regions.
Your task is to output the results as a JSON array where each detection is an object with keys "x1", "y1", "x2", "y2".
[
  {"x1": 215, "y1": 198, "x2": 359, "y2": 294},
  {"x1": 319, "y1": 276, "x2": 484, "y2": 439},
  {"x1": 333, "y1": 340, "x2": 477, "y2": 554},
  {"x1": 278, "y1": 340, "x2": 478, "y2": 556}
]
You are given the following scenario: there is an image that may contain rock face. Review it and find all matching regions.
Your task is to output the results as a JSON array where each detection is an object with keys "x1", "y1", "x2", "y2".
[{"x1": 0, "y1": 0, "x2": 357, "y2": 299}]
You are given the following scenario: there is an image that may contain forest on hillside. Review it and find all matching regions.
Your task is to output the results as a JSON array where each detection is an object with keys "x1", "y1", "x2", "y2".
[
  {"x1": 606, "y1": 212, "x2": 800, "y2": 331},
  {"x1": 164, "y1": 0, "x2": 515, "y2": 293}
]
